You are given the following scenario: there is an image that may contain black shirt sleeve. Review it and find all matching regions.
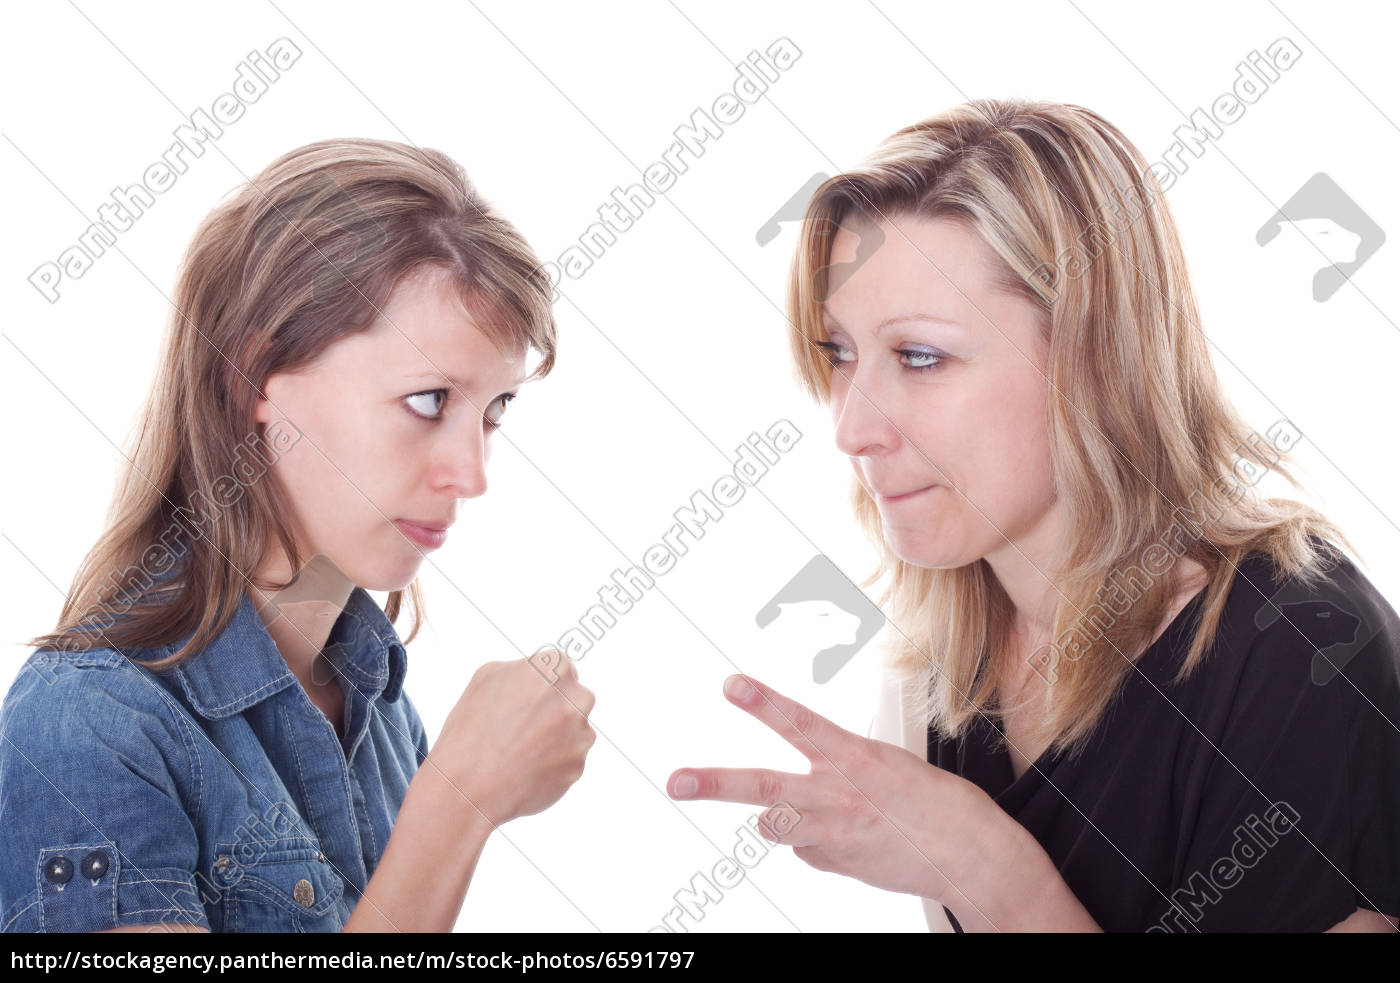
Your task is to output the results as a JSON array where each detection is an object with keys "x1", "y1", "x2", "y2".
[{"x1": 1156, "y1": 554, "x2": 1400, "y2": 932}]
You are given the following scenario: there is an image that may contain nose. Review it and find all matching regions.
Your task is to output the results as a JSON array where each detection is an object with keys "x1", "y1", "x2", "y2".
[
  {"x1": 435, "y1": 424, "x2": 490, "y2": 500},
  {"x1": 832, "y1": 371, "x2": 899, "y2": 459}
]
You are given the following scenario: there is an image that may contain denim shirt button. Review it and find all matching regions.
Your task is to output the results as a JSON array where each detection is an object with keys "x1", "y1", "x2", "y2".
[
  {"x1": 316, "y1": 851, "x2": 326, "y2": 863},
  {"x1": 80, "y1": 850, "x2": 110, "y2": 880},
  {"x1": 43, "y1": 855, "x2": 74, "y2": 886},
  {"x1": 293, "y1": 879, "x2": 315, "y2": 907}
]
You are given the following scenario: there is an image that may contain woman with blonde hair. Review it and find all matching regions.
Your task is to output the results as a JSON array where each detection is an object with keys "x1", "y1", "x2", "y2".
[
  {"x1": 668, "y1": 98, "x2": 1399, "y2": 932},
  {"x1": 1, "y1": 138, "x2": 595, "y2": 932}
]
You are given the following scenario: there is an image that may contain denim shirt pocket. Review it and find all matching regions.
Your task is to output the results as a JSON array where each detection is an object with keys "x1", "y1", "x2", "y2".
[{"x1": 211, "y1": 837, "x2": 343, "y2": 933}]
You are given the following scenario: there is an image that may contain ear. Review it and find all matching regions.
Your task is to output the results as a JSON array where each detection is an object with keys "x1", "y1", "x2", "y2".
[{"x1": 251, "y1": 376, "x2": 280, "y2": 428}]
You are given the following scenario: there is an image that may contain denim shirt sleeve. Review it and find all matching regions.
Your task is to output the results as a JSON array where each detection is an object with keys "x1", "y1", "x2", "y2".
[{"x1": 0, "y1": 652, "x2": 211, "y2": 932}]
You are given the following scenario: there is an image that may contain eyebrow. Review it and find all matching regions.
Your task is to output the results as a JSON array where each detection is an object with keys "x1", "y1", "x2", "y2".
[
  {"x1": 820, "y1": 311, "x2": 962, "y2": 335},
  {"x1": 406, "y1": 371, "x2": 526, "y2": 394}
]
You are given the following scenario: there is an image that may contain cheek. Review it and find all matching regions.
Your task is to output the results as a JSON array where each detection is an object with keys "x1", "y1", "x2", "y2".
[
  {"x1": 273, "y1": 439, "x2": 357, "y2": 531},
  {"x1": 270, "y1": 390, "x2": 395, "y2": 526},
  {"x1": 905, "y1": 359, "x2": 1047, "y2": 503},
  {"x1": 899, "y1": 383, "x2": 977, "y2": 475},
  {"x1": 826, "y1": 370, "x2": 848, "y2": 423},
  {"x1": 967, "y1": 370, "x2": 1053, "y2": 506}
]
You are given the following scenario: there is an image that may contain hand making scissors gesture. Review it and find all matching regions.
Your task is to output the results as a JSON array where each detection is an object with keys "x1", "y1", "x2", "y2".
[{"x1": 666, "y1": 674, "x2": 1073, "y2": 928}]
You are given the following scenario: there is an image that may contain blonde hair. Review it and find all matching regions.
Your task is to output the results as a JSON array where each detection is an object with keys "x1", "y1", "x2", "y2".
[
  {"x1": 28, "y1": 137, "x2": 556, "y2": 670},
  {"x1": 786, "y1": 99, "x2": 1354, "y2": 756}
]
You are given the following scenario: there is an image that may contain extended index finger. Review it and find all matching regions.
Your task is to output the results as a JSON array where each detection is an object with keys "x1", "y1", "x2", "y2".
[{"x1": 722, "y1": 675, "x2": 851, "y2": 762}]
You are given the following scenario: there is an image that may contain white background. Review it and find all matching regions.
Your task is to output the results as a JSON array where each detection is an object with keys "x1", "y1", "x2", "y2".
[{"x1": 2, "y1": 0, "x2": 1396, "y2": 933}]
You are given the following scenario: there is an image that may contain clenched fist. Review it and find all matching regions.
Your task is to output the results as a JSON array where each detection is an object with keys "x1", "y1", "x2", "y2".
[{"x1": 425, "y1": 652, "x2": 596, "y2": 826}]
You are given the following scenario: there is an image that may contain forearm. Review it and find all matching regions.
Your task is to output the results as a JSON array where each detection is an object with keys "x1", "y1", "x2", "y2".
[
  {"x1": 939, "y1": 816, "x2": 1101, "y2": 932},
  {"x1": 343, "y1": 763, "x2": 495, "y2": 933}
]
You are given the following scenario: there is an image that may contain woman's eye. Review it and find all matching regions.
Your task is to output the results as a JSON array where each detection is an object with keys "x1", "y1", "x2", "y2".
[
  {"x1": 899, "y1": 349, "x2": 944, "y2": 372},
  {"x1": 815, "y1": 340, "x2": 855, "y2": 365},
  {"x1": 816, "y1": 339, "x2": 944, "y2": 374},
  {"x1": 485, "y1": 392, "x2": 515, "y2": 428},
  {"x1": 404, "y1": 389, "x2": 447, "y2": 420}
]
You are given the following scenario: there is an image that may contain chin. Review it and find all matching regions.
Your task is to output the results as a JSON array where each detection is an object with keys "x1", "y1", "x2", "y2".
[
  {"x1": 885, "y1": 530, "x2": 973, "y2": 571},
  {"x1": 331, "y1": 552, "x2": 420, "y2": 594},
  {"x1": 365, "y1": 565, "x2": 421, "y2": 593}
]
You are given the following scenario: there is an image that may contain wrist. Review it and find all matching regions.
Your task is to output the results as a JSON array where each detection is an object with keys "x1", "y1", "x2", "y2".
[
  {"x1": 410, "y1": 758, "x2": 502, "y2": 836},
  {"x1": 344, "y1": 764, "x2": 496, "y2": 932},
  {"x1": 963, "y1": 818, "x2": 1096, "y2": 932},
  {"x1": 976, "y1": 818, "x2": 1049, "y2": 928},
  {"x1": 932, "y1": 795, "x2": 1034, "y2": 929}
]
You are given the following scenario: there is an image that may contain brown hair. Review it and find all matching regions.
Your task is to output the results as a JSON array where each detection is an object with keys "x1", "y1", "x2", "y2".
[
  {"x1": 786, "y1": 98, "x2": 1354, "y2": 755},
  {"x1": 27, "y1": 137, "x2": 556, "y2": 670}
]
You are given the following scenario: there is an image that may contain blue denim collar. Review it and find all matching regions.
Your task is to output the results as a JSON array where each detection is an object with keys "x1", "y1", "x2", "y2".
[
  {"x1": 322, "y1": 586, "x2": 408, "y2": 706},
  {"x1": 167, "y1": 586, "x2": 407, "y2": 719}
]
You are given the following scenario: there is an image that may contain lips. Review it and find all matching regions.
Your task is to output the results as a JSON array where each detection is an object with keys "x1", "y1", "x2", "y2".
[
  {"x1": 874, "y1": 485, "x2": 936, "y2": 503},
  {"x1": 394, "y1": 519, "x2": 451, "y2": 550}
]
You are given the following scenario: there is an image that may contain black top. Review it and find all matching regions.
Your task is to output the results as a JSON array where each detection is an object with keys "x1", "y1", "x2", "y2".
[{"x1": 929, "y1": 543, "x2": 1400, "y2": 932}]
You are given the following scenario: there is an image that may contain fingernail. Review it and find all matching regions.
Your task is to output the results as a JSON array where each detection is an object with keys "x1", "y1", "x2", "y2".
[
  {"x1": 672, "y1": 773, "x2": 698, "y2": 797},
  {"x1": 724, "y1": 675, "x2": 753, "y2": 702}
]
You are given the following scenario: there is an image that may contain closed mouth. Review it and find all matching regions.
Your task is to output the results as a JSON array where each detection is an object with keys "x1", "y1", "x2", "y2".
[{"x1": 876, "y1": 486, "x2": 936, "y2": 503}]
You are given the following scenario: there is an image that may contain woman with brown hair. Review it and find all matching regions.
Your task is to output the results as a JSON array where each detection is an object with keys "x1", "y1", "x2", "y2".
[
  {"x1": 668, "y1": 98, "x2": 1400, "y2": 933},
  {"x1": 0, "y1": 138, "x2": 595, "y2": 932}
]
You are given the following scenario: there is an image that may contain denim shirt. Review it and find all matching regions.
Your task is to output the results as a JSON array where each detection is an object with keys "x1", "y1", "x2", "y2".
[{"x1": 0, "y1": 586, "x2": 428, "y2": 932}]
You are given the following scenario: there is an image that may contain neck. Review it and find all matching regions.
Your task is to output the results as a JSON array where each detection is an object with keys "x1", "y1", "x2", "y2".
[
  {"x1": 248, "y1": 552, "x2": 355, "y2": 687},
  {"x1": 982, "y1": 510, "x2": 1067, "y2": 647}
]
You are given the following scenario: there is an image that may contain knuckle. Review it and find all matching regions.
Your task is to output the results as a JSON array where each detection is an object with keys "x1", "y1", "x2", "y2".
[
  {"x1": 790, "y1": 703, "x2": 818, "y2": 740},
  {"x1": 756, "y1": 770, "x2": 784, "y2": 806}
]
